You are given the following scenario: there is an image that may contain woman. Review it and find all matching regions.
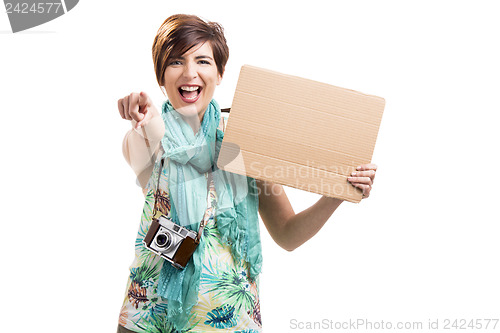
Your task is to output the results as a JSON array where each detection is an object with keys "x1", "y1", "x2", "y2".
[{"x1": 117, "y1": 14, "x2": 377, "y2": 333}]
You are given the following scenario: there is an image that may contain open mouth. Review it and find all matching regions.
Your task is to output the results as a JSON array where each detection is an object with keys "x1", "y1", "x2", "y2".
[{"x1": 178, "y1": 85, "x2": 202, "y2": 103}]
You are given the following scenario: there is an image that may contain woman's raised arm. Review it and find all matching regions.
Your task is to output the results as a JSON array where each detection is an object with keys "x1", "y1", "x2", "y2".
[
  {"x1": 256, "y1": 163, "x2": 376, "y2": 251},
  {"x1": 118, "y1": 92, "x2": 166, "y2": 194},
  {"x1": 256, "y1": 180, "x2": 343, "y2": 252}
]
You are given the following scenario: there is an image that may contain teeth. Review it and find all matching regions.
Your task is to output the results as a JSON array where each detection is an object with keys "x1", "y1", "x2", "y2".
[{"x1": 180, "y1": 86, "x2": 199, "y2": 91}]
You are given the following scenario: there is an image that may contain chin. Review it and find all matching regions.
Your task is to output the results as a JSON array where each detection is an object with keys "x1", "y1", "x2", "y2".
[{"x1": 172, "y1": 102, "x2": 199, "y2": 116}]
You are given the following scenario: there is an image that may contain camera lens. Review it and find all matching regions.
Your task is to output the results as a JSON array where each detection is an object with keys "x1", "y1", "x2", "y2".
[{"x1": 155, "y1": 232, "x2": 171, "y2": 248}]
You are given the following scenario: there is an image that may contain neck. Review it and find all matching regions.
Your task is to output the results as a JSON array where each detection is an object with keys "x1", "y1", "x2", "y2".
[
  {"x1": 181, "y1": 111, "x2": 205, "y2": 135},
  {"x1": 181, "y1": 114, "x2": 202, "y2": 135}
]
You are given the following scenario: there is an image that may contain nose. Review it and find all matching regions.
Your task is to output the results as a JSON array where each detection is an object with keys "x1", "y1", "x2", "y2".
[{"x1": 182, "y1": 61, "x2": 198, "y2": 79}]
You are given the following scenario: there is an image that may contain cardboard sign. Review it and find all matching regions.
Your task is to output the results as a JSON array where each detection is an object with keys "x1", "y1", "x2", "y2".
[{"x1": 217, "y1": 65, "x2": 385, "y2": 203}]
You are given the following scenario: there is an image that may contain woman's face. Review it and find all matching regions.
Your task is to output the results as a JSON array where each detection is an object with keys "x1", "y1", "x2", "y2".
[{"x1": 163, "y1": 42, "x2": 222, "y2": 125}]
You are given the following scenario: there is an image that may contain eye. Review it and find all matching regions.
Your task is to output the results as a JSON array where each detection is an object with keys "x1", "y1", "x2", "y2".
[
  {"x1": 168, "y1": 60, "x2": 182, "y2": 66},
  {"x1": 198, "y1": 60, "x2": 211, "y2": 65}
]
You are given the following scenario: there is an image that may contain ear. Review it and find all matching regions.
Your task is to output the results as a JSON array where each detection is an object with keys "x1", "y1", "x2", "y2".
[{"x1": 216, "y1": 73, "x2": 222, "y2": 86}]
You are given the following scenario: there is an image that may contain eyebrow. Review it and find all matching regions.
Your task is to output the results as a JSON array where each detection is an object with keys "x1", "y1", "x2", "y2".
[{"x1": 176, "y1": 55, "x2": 214, "y2": 61}]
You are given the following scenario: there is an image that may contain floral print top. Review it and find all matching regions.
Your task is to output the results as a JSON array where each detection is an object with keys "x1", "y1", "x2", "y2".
[{"x1": 118, "y1": 147, "x2": 262, "y2": 333}]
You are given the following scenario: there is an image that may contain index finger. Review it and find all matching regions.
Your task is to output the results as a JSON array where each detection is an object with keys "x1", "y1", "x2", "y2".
[
  {"x1": 138, "y1": 91, "x2": 151, "y2": 107},
  {"x1": 356, "y1": 163, "x2": 378, "y2": 171}
]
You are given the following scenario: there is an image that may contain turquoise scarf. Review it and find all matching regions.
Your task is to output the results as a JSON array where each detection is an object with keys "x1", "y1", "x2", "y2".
[{"x1": 156, "y1": 99, "x2": 262, "y2": 331}]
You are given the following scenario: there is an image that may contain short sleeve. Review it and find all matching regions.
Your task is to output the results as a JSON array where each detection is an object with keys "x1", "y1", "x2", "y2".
[{"x1": 219, "y1": 111, "x2": 229, "y2": 133}]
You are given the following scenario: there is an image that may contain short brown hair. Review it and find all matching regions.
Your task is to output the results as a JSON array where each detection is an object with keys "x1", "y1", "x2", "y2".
[{"x1": 152, "y1": 14, "x2": 229, "y2": 88}]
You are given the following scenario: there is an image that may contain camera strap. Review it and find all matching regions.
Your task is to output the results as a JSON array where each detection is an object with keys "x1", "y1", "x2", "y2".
[
  {"x1": 153, "y1": 157, "x2": 213, "y2": 244},
  {"x1": 195, "y1": 170, "x2": 213, "y2": 244}
]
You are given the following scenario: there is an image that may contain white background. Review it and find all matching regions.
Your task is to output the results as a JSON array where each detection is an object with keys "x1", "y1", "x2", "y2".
[{"x1": 1, "y1": 1, "x2": 499, "y2": 332}]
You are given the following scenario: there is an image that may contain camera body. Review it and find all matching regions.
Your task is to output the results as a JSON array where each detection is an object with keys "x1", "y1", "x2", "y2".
[{"x1": 143, "y1": 215, "x2": 199, "y2": 269}]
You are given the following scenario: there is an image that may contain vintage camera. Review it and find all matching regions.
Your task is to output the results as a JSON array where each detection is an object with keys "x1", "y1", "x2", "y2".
[{"x1": 143, "y1": 215, "x2": 199, "y2": 269}]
